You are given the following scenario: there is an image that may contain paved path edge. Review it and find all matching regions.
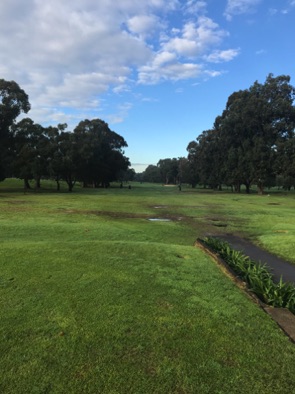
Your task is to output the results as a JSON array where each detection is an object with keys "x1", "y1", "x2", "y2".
[{"x1": 195, "y1": 239, "x2": 295, "y2": 344}]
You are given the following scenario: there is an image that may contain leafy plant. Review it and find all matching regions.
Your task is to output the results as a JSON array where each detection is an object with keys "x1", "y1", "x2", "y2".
[{"x1": 203, "y1": 236, "x2": 295, "y2": 314}]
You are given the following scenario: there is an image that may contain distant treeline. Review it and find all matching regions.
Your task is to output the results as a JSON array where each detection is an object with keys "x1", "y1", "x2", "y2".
[
  {"x1": 141, "y1": 74, "x2": 295, "y2": 194},
  {"x1": 0, "y1": 79, "x2": 131, "y2": 191}
]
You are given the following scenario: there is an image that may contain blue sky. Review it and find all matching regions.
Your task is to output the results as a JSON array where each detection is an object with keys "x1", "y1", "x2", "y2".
[{"x1": 1, "y1": 0, "x2": 295, "y2": 172}]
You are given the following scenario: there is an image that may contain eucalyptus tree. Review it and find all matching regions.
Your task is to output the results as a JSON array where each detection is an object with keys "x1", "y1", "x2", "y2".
[
  {"x1": 275, "y1": 136, "x2": 295, "y2": 190},
  {"x1": 157, "y1": 158, "x2": 179, "y2": 184},
  {"x1": 218, "y1": 74, "x2": 295, "y2": 193},
  {"x1": 186, "y1": 140, "x2": 200, "y2": 187},
  {"x1": 187, "y1": 127, "x2": 224, "y2": 189},
  {"x1": 142, "y1": 165, "x2": 162, "y2": 183},
  {"x1": 52, "y1": 130, "x2": 79, "y2": 192},
  {"x1": 177, "y1": 157, "x2": 195, "y2": 185},
  {"x1": 11, "y1": 118, "x2": 47, "y2": 189},
  {"x1": 44, "y1": 123, "x2": 68, "y2": 190},
  {"x1": 73, "y1": 118, "x2": 129, "y2": 188},
  {"x1": 0, "y1": 79, "x2": 30, "y2": 180}
]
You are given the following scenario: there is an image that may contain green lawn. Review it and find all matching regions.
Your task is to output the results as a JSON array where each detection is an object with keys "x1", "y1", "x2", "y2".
[{"x1": 1, "y1": 180, "x2": 295, "y2": 393}]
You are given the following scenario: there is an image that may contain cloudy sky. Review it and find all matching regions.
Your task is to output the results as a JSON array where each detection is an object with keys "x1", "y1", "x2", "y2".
[{"x1": 1, "y1": 0, "x2": 295, "y2": 172}]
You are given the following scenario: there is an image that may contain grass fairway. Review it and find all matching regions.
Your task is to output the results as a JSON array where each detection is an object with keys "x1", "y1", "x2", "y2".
[{"x1": 1, "y1": 180, "x2": 295, "y2": 393}]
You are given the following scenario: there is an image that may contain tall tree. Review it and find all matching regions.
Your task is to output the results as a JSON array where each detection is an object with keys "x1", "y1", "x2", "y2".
[
  {"x1": 0, "y1": 79, "x2": 30, "y2": 180},
  {"x1": 157, "y1": 158, "x2": 179, "y2": 184},
  {"x1": 186, "y1": 140, "x2": 200, "y2": 187},
  {"x1": 142, "y1": 165, "x2": 162, "y2": 183},
  {"x1": 73, "y1": 119, "x2": 129, "y2": 188},
  {"x1": 177, "y1": 157, "x2": 194, "y2": 185},
  {"x1": 44, "y1": 123, "x2": 68, "y2": 190},
  {"x1": 275, "y1": 136, "x2": 295, "y2": 190},
  {"x1": 187, "y1": 127, "x2": 224, "y2": 189},
  {"x1": 11, "y1": 118, "x2": 46, "y2": 189},
  {"x1": 53, "y1": 130, "x2": 79, "y2": 192},
  {"x1": 216, "y1": 74, "x2": 295, "y2": 193}
]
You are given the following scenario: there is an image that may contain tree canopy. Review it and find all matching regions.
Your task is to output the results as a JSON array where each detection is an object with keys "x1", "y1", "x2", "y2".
[
  {"x1": 0, "y1": 79, "x2": 31, "y2": 180},
  {"x1": 187, "y1": 74, "x2": 295, "y2": 193},
  {"x1": 0, "y1": 79, "x2": 130, "y2": 191}
]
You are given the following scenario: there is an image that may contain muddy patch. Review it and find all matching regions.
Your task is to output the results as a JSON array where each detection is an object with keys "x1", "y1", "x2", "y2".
[
  {"x1": 79, "y1": 209, "x2": 150, "y2": 219},
  {"x1": 60, "y1": 208, "x2": 185, "y2": 222},
  {"x1": 148, "y1": 215, "x2": 187, "y2": 222},
  {"x1": 148, "y1": 218, "x2": 171, "y2": 222},
  {"x1": 151, "y1": 204, "x2": 206, "y2": 209},
  {"x1": 205, "y1": 217, "x2": 228, "y2": 228},
  {"x1": 206, "y1": 217, "x2": 224, "y2": 222}
]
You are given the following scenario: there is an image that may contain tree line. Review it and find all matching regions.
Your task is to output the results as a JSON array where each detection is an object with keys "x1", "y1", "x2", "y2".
[
  {"x1": 142, "y1": 74, "x2": 295, "y2": 193},
  {"x1": 0, "y1": 79, "x2": 130, "y2": 191}
]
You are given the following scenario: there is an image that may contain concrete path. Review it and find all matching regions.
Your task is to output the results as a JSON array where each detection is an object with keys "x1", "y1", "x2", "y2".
[
  {"x1": 199, "y1": 235, "x2": 295, "y2": 343},
  {"x1": 218, "y1": 234, "x2": 295, "y2": 285}
]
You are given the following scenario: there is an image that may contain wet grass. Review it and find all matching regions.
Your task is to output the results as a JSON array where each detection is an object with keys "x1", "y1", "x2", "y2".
[{"x1": 1, "y1": 179, "x2": 295, "y2": 393}]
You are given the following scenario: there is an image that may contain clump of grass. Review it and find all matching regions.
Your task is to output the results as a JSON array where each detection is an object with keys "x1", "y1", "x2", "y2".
[{"x1": 203, "y1": 237, "x2": 295, "y2": 313}]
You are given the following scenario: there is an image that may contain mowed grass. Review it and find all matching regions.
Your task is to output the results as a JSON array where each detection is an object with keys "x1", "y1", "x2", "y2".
[{"x1": 1, "y1": 180, "x2": 295, "y2": 393}]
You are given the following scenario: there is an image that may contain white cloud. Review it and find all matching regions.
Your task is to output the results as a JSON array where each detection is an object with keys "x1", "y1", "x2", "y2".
[
  {"x1": 204, "y1": 48, "x2": 240, "y2": 63},
  {"x1": 127, "y1": 14, "x2": 163, "y2": 38},
  {"x1": 0, "y1": 0, "x2": 156, "y2": 125},
  {"x1": 255, "y1": 49, "x2": 267, "y2": 55},
  {"x1": 268, "y1": 2, "x2": 295, "y2": 16},
  {"x1": 0, "y1": 0, "x2": 234, "y2": 126},
  {"x1": 138, "y1": 16, "x2": 230, "y2": 84},
  {"x1": 224, "y1": 0, "x2": 262, "y2": 21},
  {"x1": 138, "y1": 62, "x2": 203, "y2": 85},
  {"x1": 163, "y1": 18, "x2": 228, "y2": 57},
  {"x1": 153, "y1": 51, "x2": 177, "y2": 66},
  {"x1": 106, "y1": 102, "x2": 133, "y2": 125},
  {"x1": 204, "y1": 70, "x2": 224, "y2": 78},
  {"x1": 185, "y1": 0, "x2": 207, "y2": 15}
]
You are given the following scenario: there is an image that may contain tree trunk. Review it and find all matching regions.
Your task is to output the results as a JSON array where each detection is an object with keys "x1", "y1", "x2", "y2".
[
  {"x1": 66, "y1": 176, "x2": 75, "y2": 192},
  {"x1": 24, "y1": 178, "x2": 31, "y2": 190},
  {"x1": 244, "y1": 182, "x2": 251, "y2": 194},
  {"x1": 257, "y1": 182, "x2": 264, "y2": 195},
  {"x1": 35, "y1": 177, "x2": 41, "y2": 190},
  {"x1": 234, "y1": 183, "x2": 241, "y2": 193}
]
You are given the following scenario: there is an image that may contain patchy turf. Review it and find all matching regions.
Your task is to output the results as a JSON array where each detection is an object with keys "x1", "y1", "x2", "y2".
[{"x1": 1, "y1": 180, "x2": 295, "y2": 393}]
